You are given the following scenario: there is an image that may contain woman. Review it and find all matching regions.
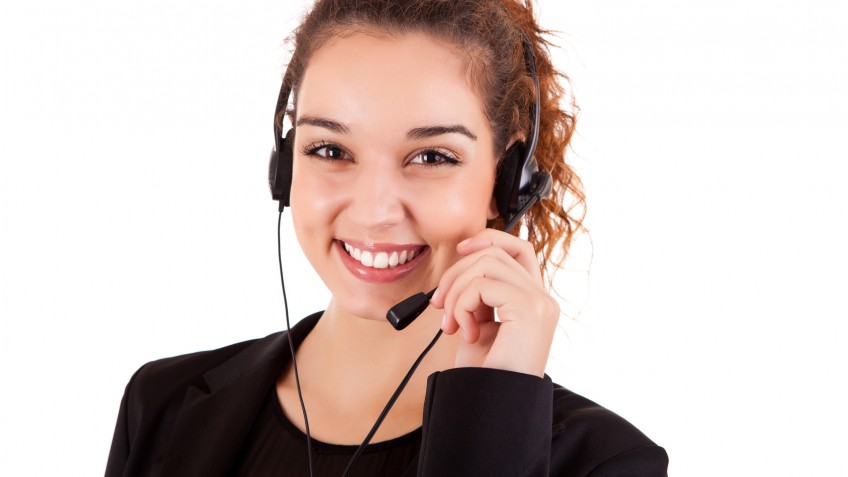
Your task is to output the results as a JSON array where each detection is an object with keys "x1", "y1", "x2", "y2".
[{"x1": 106, "y1": 0, "x2": 668, "y2": 475}]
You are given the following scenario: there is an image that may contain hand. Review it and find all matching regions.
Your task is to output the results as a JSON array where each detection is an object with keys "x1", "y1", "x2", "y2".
[{"x1": 429, "y1": 229, "x2": 560, "y2": 378}]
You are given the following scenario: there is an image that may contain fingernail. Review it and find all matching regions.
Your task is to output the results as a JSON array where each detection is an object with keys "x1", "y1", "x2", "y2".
[
  {"x1": 460, "y1": 328, "x2": 468, "y2": 341},
  {"x1": 457, "y1": 238, "x2": 471, "y2": 248},
  {"x1": 431, "y1": 287, "x2": 440, "y2": 302},
  {"x1": 441, "y1": 314, "x2": 447, "y2": 329}
]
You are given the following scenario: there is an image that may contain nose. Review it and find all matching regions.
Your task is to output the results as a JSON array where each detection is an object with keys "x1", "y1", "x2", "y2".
[{"x1": 347, "y1": 160, "x2": 406, "y2": 231}]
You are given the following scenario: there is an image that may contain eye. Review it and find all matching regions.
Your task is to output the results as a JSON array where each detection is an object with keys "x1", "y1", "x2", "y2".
[
  {"x1": 302, "y1": 141, "x2": 349, "y2": 161},
  {"x1": 409, "y1": 149, "x2": 460, "y2": 167}
]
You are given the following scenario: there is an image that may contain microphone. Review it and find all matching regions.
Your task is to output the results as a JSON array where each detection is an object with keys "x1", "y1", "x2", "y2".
[{"x1": 386, "y1": 289, "x2": 437, "y2": 330}]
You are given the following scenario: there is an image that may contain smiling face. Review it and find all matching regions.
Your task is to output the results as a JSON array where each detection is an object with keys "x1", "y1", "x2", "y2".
[{"x1": 290, "y1": 31, "x2": 499, "y2": 321}]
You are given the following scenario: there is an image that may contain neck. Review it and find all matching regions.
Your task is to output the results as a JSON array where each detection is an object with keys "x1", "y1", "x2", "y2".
[{"x1": 295, "y1": 299, "x2": 459, "y2": 410}]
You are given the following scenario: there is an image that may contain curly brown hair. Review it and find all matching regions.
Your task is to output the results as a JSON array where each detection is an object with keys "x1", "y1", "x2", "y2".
[{"x1": 279, "y1": 0, "x2": 586, "y2": 283}]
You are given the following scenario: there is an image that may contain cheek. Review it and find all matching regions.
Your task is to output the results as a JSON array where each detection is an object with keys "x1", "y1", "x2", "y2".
[
  {"x1": 289, "y1": 164, "x2": 344, "y2": 250},
  {"x1": 425, "y1": 198, "x2": 486, "y2": 229},
  {"x1": 417, "y1": 173, "x2": 495, "y2": 245},
  {"x1": 290, "y1": 160, "x2": 336, "y2": 211}
]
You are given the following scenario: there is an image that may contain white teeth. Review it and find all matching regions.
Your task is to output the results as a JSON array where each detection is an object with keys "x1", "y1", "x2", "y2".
[
  {"x1": 373, "y1": 252, "x2": 389, "y2": 269},
  {"x1": 342, "y1": 242, "x2": 419, "y2": 269}
]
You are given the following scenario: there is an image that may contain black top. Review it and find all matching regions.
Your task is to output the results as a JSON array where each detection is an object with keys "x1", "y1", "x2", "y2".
[
  {"x1": 106, "y1": 311, "x2": 669, "y2": 476},
  {"x1": 231, "y1": 386, "x2": 422, "y2": 476}
]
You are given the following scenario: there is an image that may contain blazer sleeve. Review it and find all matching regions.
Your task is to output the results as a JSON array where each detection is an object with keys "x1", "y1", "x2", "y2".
[
  {"x1": 416, "y1": 367, "x2": 668, "y2": 476},
  {"x1": 105, "y1": 364, "x2": 148, "y2": 477},
  {"x1": 417, "y1": 367, "x2": 553, "y2": 476}
]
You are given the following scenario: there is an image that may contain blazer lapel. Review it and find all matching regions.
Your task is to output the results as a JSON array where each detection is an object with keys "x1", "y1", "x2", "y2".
[
  {"x1": 159, "y1": 357, "x2": 282, "y2": 477},
  {"x1": 159, "y1": 312, "x2": 322, "y2": 477}
]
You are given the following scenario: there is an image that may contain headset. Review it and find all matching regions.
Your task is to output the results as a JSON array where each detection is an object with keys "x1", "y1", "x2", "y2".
[{"x1": 267, "y1": 15, "x2": 552, "y2": 477}]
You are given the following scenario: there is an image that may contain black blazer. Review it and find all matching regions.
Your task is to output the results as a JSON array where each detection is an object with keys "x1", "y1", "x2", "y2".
[{"x1": 106, "y1": 312, "x2": 668, "y2": 476}]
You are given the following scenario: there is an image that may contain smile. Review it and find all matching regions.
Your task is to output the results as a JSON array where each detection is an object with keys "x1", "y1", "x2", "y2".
[
  {"x1": 342, "y1": 242, "x2": 419, "y2": 269},
  {"x1": 335, "y1": 239, "x2": 429, "y2": 283}
]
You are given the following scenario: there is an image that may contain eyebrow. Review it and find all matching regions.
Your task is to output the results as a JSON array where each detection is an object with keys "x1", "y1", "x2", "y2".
[
  {"x1": 407, "y1": 125, "x2": 477, "y2": 141},
  {"x1": 296, "y1": 116, "x2": 350, "y2": 134},
  {"x1": 296, "y1": 115, "x2": 477, "y2": 142}
]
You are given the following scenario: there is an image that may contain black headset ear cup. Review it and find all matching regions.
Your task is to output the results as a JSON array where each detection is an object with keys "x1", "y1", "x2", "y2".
[
  {"x1": 494, "y1": 141, "x2": 525, "y2": 220},
  {"x1": 269, "y1": 128, "x2": 295, "y2": 207}
]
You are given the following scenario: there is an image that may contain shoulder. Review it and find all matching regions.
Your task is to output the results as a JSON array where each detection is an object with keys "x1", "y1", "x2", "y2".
[
  {"x1": 118, "y1": 312, "x2": 321, "y2": 426},
  {"x1": 550, "y1": 382, "x2": 668, "y2": 475},
  {"x1": 106, "y1": 332, "x2": 290, "y2": 476},
  {"x1": 121, "y1": 332, "x2": 287, "y2": 421},
  {"x1": 128, "y1": 337, "x2": 266, "y2": 399}
]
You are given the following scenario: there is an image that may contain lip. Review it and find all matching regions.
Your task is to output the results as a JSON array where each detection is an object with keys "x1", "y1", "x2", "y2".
[{"x1": 335, "y1": 239, "x2": 430, "y2": 283}]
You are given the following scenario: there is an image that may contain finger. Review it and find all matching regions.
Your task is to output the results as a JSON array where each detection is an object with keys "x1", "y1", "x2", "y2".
[
  {"x1": 454, "y1": 321, "x2": 500, "y2": 367},
  {"x1": 451, "y1": 275, "x2": 556, "y2": 327},
  {"x1": 457, "y1": 229, "x2": 541, "y2": 279},
  {"x1": 432, "y1": 246, "x2": 533, "y2": 309},
  {"x1": 446, "y1": 277, "x2": 521, "y2": 342},
  {"x1": 446, "y1": 299, "x2": 494, "y2": 343},
  {"x1": 440, "y1": 252, "x2": 536, "y2": 325}
]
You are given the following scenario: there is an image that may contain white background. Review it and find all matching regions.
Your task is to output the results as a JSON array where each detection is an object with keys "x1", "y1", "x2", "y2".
[{"x1": 1, "y1": 0, "x2": 846, "y2": 475}]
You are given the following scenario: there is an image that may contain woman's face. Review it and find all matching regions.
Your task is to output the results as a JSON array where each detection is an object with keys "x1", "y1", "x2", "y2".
[{"x1": 290, "y1": 31, "x2": 498, "y2": 321}]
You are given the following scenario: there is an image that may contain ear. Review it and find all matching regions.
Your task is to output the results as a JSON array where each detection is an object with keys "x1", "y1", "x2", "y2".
[{"x1": 505, "y1": 132, "x2": 525, "y2": 150}]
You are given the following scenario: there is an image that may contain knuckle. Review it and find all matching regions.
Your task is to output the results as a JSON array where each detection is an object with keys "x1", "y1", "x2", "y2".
[
  {"x1": 479, "y1": 253, "x2": 500, "y2": 267},
  {"x1": 530, "y1": 293, "x2": 559, "y2": 323},
  {"x1": 474, "y1": 256, "x2": 493, "y2": 272},
  {"x1": 468, "y1": 275, "x2": 487, "y2": 289},
  {"x1": 494, "y1": 246, "x2": 512, "y2": 261},
  {"x1": 544, "y1": 295, "x2": 560, "y2": 323}
]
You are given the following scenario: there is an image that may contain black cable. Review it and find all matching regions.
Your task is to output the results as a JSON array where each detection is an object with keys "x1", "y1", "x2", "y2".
[
  {"x1": 277, "y1": 207, "x2": 441, "y2": 477},
  {"x1": 341, "y1": 329, "x2": 443, "y2": 477},
  {"x1": 278, "y1": 209, "x2": 314, "y2": 477}
]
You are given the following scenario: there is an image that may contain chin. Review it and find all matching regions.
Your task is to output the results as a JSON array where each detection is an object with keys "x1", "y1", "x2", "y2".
[{"x1": 335, "y1": 296, "x2": 399, "y2": 324}]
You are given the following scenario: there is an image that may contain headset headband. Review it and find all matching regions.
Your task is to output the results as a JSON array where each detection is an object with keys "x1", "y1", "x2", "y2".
[{"x1": 269, "y1": 18, "x2": 550, "y2": 226}]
